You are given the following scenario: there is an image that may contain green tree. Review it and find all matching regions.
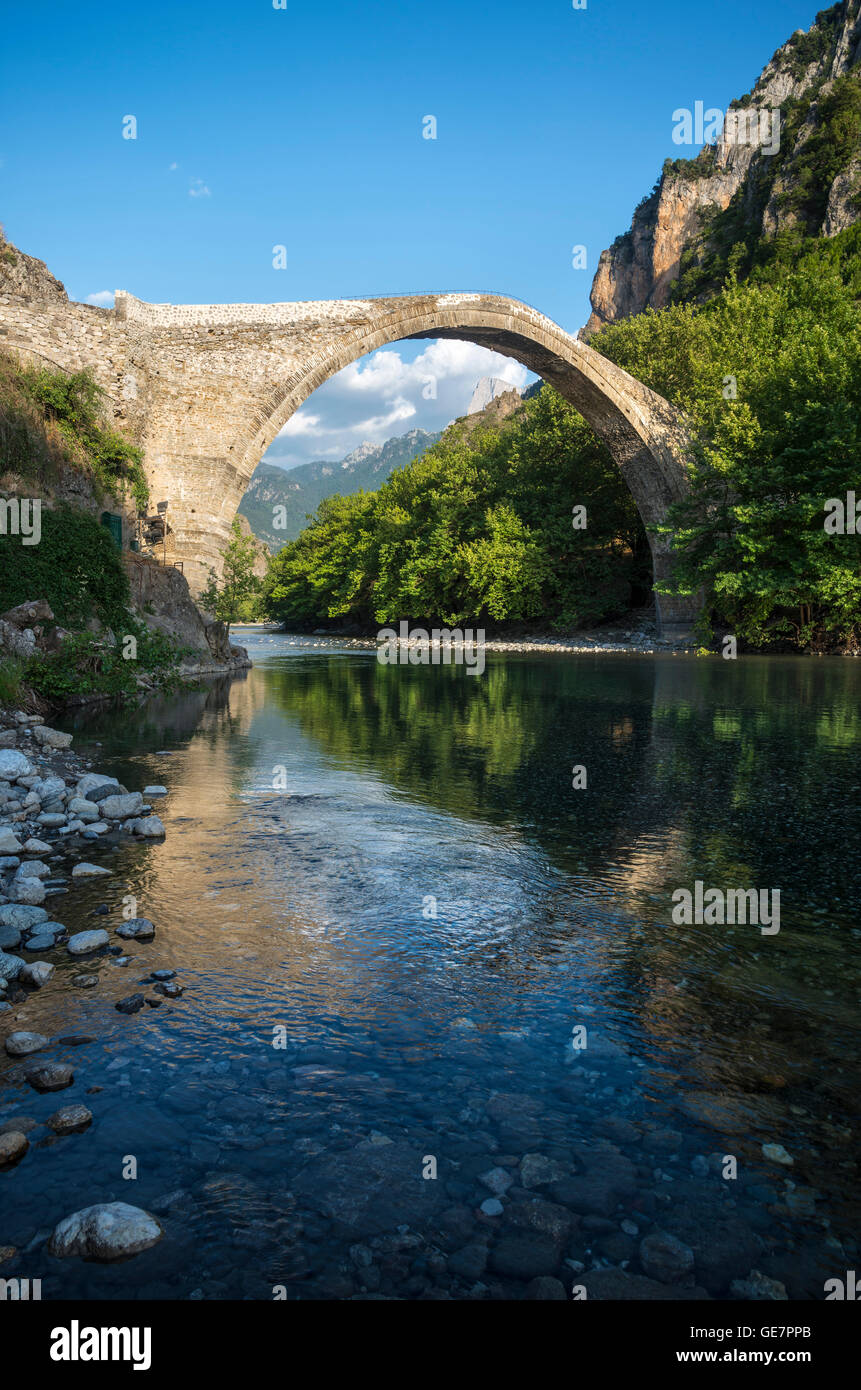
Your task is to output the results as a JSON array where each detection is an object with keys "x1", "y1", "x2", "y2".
[
  {"x1": 595, "y1": 235, "x2": 861, "y2": 648},
  {"x1": 201, "y1": 519, "x2": 263, "y2": 628},
  {"x1": 263, "y1": 386, "x2": 649, "y2": 631}
]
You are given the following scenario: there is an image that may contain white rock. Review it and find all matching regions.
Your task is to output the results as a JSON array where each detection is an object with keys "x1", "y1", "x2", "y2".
[
  {"x1": 22, "y1": 838, "x2": 52, "y2": 854},
  {"x1": 0, "y1": 950, "x2": 24, "y2": 980},
  {"x1": 115, "y1": 918, "x2": 156, "y2": 940},
  {"x1": 4, "y1": 1029, "x2": 49, "y2": 1056},
  {"x1": 66, "y1": 929, "x2": 109, "y2": 954},
  {"x1": 0, "y1": 830, "x2": 22, "y2": 855},
  {"x1": 0, "y1": 904, "x2": 48, "y2": 928},
  {"x1": 32, "y1": 726, "x2": 73, "y2": 749},
  {"x1": 762, "y1": 1142, "x2": 794, "y2": 1166},
  {"x1": 100, "y1": 793, "x2": 144, "y2": 820},
  {"x1": 130, "y1": 817, "x2": 165, "y2": 839},
  {"x1": 71, "y1": 863, "x2": 111, "y2": 878},
  {"x1": 75, "y1": 774, "x2": 120, "y2": 800},
  {"x1": 20, "y1": 960, "x2": 54, "y2": 988},
  {"x1": 8, "y1": 876, "x2": 46, "y2": 904},
  {"x1": 143, "y1": 786, "x2": 168, "y2": 797},
  {"x1": 47, "y1": 1202, "x2": 163, "y2": 1260},
  {"x1": 0, "y1": 751, "x2": 32, "y2": 781},
  {"x1": 31, "y1": 777, "x2": 66, "y2": 802},
  {"x1": 16, "y1": 859, "x2": 50, "y2": 879}
]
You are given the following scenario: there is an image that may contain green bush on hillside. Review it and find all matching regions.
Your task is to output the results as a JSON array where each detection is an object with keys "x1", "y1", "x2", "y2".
[
  {"x1": 0, "y1": 351, "x2": 148, "y2": 511},
  {"x1": 0, "y1": 503, "x2": 131, "y2": 631}
]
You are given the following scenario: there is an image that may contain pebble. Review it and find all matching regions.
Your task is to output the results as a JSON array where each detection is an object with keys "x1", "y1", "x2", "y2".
[
  {"x1": 116, "y1": 993, "x2": 146, "y2": 1014},
  {"x1": 126, "y1": 816, "x2": 166, "y2": 838},
  {"x1": 0, "y1": 1130, "x2": 29, "y2": 1167},
  {"x1": 25, "y1": 1061, "x2": 74, "y2": 1092},
  {"x1": 47, "y1": 1104, "x2": 93, "y2": 1134},
  {"x1": 639, "y1": 1230, "x2": 695, "y2": 1283},
  {"x1": 115, "y1": 918, "x2": 156, "y2": 940},
  {"x1": 4, "y1": 1030, "x2": 49, "y2": 1057},
  {"x1": 71, "y1": 863, "x2": 112, "y2": 878},
  {"x1": 730, "y1": 1270, "x2": 789, "y2": 1300},
  {"x1": 762, "y1": 1142, "x2": 794, "y2": 1166},
  {"x1": 479, "y1": 1167, "x2": 514, "y2": 1196},
  {"x1": 67, "y1": 929, "x2": 110, "y2": 954},
  {"x1": 19, "y1": 960, "x2": 54, "y2": 988},
  {"x1": 479, "y1": 1198, "x2": 504, "y2": 1216}
]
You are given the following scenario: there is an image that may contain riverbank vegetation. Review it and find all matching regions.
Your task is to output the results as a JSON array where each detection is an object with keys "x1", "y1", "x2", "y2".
[
  {"x1": 597, "y1": 228, "x2": 861, "y2": 650},
  {"x1": 201, "y1": 519, "x2": 265, "y2": 627}
]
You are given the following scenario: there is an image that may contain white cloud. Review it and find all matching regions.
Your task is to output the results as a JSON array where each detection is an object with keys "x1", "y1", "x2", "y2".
[
  {"x1": 264, "y1": 339, "x2": 531, "y2": 468},
  {"x1": 85, "y1": 290, "x2": 115, "y2": 307},
  {"x1": 189, "y1": 178, "x2": 211, "y2": 198}
]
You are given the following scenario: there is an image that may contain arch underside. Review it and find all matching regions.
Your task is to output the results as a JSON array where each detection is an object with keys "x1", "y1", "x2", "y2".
[{"x1": 234, "y1": 307, "x2": 691, "y2": 542}]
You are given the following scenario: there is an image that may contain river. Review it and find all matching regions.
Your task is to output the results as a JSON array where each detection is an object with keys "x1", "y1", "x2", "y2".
[{"x1": 1, "y1": 633, "x2": 859, "y2": 1299}]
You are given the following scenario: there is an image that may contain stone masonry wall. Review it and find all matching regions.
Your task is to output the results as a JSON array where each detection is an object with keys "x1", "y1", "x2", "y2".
[{"x1": 0, "y1": 260, "x2": 699, "y2": 634}]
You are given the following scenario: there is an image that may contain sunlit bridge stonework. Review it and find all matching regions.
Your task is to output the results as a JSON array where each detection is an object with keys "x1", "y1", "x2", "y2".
[{"x1": 0, "y1": 284, "x2": 699, "y2": 635}]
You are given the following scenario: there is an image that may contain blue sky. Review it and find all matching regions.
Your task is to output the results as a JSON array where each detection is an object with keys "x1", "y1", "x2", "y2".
[{"x1": 1, "y1": 0, "x2": 820, "y2": 466}]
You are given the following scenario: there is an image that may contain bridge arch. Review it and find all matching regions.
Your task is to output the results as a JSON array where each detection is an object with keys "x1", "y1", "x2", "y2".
[
  {"x1": 0, "y1": 274, "x2": 699, "y2": 632},
  {"x1": 209, "y1": 293, "x2": 697, "y2": 633}
]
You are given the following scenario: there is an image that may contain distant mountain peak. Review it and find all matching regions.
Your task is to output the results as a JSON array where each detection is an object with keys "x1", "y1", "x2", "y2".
[
  {"x1": 239, "y1": 425, "x2": 441, "y2": 548},
  {"x1": 468, "y1": 377, "x2": 522, "y2": 414},
  {"x1": 341, "y1": 439, "x2": 378, "y2": 468}
]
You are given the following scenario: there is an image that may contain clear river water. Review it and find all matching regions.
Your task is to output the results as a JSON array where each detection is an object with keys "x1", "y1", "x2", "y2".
[{"x1": 1, "y1": 633, "x2": 859, "y2": 1300}]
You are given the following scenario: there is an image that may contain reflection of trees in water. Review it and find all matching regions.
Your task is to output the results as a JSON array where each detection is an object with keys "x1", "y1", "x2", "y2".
[
  {"x1": 646, "y1": 657, "x2": 861, "y2": 904},
  {"x1": 262, "y1": 653, "x2": 861, "y2": 1077},
  {"x1": 258, "y1": 654, "x2": 657, "y2": 861},
  {"x1": 257, "y1": 653, "x2": 861, "y2": 907}
]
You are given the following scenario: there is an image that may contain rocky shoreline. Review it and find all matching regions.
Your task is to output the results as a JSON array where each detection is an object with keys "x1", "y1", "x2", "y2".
[{"x1": 0, "y1": 710, "x2": 172, "y2": 1261}]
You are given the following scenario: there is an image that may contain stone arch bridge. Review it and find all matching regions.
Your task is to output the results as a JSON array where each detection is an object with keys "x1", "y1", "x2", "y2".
[{"x1": 0, "y1": 282, "x2": 698, "y2": 633}]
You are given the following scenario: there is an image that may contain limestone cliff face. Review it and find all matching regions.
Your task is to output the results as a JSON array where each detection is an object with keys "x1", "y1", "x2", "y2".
[{"x1": 585, "y1": 0, "x2": 861, "y2": 334}]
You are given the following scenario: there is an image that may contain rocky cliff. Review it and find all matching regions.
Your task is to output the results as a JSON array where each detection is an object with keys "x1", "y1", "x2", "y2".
[
  {"x1": 0, "y1": 227, "x2": 68, "y2": 311},
  {"x1": 123, "y1": 552, "x2": 250, "y2": 676},
  {"x1": 585, "y1": 0, "x2": 861, "y2": 333}
]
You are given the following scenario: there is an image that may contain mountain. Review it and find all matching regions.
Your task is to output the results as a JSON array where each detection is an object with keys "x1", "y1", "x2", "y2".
[
  {"x1": 238, "y1": 427, "x2": 440, "y2": 548},
  {"x1": 585, "y1": 0, "x2": 861, "y2": 333},
  {"x1": 467, "y1": 376, "x2": 522, "y2": 413}
]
